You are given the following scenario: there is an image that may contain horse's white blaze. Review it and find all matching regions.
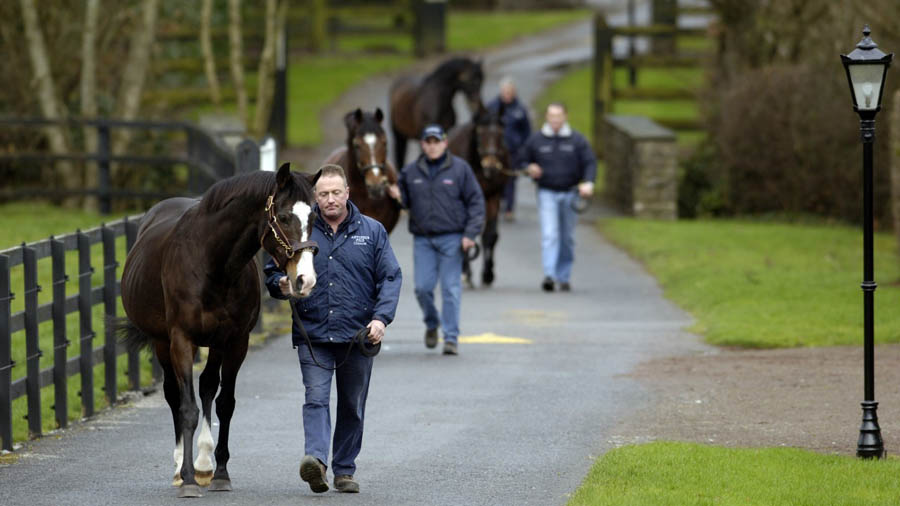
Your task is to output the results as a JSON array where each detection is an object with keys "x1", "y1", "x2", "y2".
[
  {"x1": 173, "y1": 438, "x2": 184, "y2": 477},
  {"x1": 364, "y1": 133, "x2": 377, "y2": 167},
  {"x1": 194, "y1": 419, "x2": 215, "y2": 472},
  {"x1": 292, "y1": 201, "x2": 316, "y2": 297}
]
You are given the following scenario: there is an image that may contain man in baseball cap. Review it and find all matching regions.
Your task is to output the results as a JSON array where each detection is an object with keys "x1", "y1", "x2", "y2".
[{"x1": 420, "y1": 123, "x2": 446, "y2": 141}]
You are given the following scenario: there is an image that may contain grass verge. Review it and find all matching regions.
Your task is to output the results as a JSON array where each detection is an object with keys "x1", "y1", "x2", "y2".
[
  {"x1": 569, "y1": 441, "x2": 900, "y2": 506},
  {"x1": 599, "y1": 217, "x2": 900, "y2": 348}
]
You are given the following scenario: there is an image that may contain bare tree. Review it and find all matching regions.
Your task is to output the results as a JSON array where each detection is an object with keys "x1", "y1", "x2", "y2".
[
  {"x1": 252, "y1": 0, "x2": 281, "y2": 137},
  {"x1": 19, "y1": 0, "x2": 80, "y2": 206},
  {"x1": 229, "y1": 0, "x2": 248, "y2": 126},
  {"x1": 201, "y1": 0, "x2": 222, "y2": 106},
  {"x1": 81, "y1": 0, "x2": 100, "y2": 212}
]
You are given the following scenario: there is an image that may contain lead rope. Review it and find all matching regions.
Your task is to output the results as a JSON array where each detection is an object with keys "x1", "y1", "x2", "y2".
[{"x1": 289, "y1": 302, "x2": 378, "y2": 371}]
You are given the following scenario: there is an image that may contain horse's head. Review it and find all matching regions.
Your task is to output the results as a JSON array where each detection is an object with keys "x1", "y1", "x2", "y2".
[
  {"x1": 345, "y1": 108, "x2": 390, "y2": 199},
  {"x1": 472, "y1": 102, "x2": 509, "y2": 179},
  {"x1": 261, "y1": 163, "x2": 321, "y2": 298},
  {"x1": 456, "y1": 59, "x2": 484, "y2": 112}
]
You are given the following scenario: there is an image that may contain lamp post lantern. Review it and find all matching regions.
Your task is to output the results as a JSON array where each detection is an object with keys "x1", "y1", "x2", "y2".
[{"x1": 841, "y1": 24, "x2": 892, "y2": 459}]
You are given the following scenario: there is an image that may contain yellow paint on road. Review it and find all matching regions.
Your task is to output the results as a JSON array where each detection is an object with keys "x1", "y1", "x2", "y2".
[
  {"x1": 459, "y1": 332, "x2": 532, "y2": 344},
  {"x1": 502, "y1": 309, "x2": 567, "y2": 326}
]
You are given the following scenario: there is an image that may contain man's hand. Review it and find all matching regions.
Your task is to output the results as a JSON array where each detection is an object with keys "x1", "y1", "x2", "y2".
[
  {"x1": 578, "y1": 181, "x2": 594, "y2": 198},
  {"x1": 366, "y1": 319, "x2": 386, "y2": 344},
  {"x1": 387, "y1": 184, "x2": 401, "y2": 202},
  {"x1": 526, "y1": 163, "x2": 542, "y2": 180},
  {"x1": 461, "y1": 236, "x2": 476, "y2": 251},
  {"x1": 278, "y1": 276, "x2": 291, "y2": 296}
]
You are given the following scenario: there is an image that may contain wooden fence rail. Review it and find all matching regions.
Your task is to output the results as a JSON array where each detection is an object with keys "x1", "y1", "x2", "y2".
[{"x1": 0, "y1": 215, "x2": 152, "y2": 452}]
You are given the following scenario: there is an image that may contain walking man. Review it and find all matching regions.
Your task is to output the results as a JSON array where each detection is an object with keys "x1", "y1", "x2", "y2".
[
  {"x1": 487, "y1": 76, "x2": 531, "y2": 221},
  {"x1": 264, "y1": 164, "x2": 402, "y2": 494},
  {"x1": 520, "y1": 102, "x2": 596, "y2": 292},
  {"x1": 388, "y1": 124, "x2": 485, "y2": 355}
]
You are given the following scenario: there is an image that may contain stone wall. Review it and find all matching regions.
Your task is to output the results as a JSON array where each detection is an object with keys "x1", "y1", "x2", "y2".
[{"x1": 603, "y1": 115, "x2": 678, "y2": 219}]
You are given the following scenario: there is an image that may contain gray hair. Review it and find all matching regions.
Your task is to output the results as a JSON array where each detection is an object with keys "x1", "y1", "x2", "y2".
[{"x1": 499, "y1": 76, "x2": 516, "y2": 90}]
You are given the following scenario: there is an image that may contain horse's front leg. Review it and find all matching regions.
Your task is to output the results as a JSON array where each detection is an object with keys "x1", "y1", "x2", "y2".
[
  {"x1": 208, "y1": 337, "x2": 248, "y2": 492},
  {"x1": 170, "y1": 328, "x2": 202, "y2": 498},
  {"x1": 195, "y1": 349, "x2": 224, "y2": 488},
  {"x1": 482, "y1": 198, "x2": 501, "y2": 286}
]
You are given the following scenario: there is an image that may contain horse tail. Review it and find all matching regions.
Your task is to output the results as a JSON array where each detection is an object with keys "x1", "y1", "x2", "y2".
[{"x1": 109, "y1": 316, "x2": 154, "y2": 353}]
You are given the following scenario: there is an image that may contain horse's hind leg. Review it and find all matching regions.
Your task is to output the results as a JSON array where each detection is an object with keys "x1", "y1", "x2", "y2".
[
  {"x1": 155, "y1": 341, "x2": 186, "y2": 488},
  {"x1": 170, "y1": 328, "x2": 203, "y2": 498},
  {"x1": 208, "y1": 338, "x2": 248, "y2": 492},
  {"x1": 194, "y1": 349, "x2": 224, "y2": 488}
]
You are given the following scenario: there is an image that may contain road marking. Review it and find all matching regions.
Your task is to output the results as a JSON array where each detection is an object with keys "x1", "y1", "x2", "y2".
[
  {"x1": 459, "y1": 332, "x2": 532, "y2": 344},
  {"x1": 502, "y1": 309, "x2": 568, "y2": 326}
]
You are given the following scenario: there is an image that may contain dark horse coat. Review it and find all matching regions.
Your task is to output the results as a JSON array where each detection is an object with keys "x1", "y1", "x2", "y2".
[{"x1": 388, "y1": 57, "x2": 484, "y2": 168}]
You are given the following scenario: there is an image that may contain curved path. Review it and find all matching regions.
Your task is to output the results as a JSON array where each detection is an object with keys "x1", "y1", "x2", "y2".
[{"x1": 1, "y1": 5, "x2": 711, "y2": 504}]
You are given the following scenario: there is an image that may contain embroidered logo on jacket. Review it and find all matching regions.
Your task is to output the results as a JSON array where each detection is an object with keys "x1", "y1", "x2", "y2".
[
  {"x1": 442, "y1": 179, "x2": 454, "y2": 185},
  {"x1": 351, "y1": 235, "x2": 370, "y2": 245}
]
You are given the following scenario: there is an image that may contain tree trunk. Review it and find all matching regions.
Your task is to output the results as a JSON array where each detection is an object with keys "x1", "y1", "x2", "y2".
[
  {"x1": 891, "y1": 88, "x2": 900, "y2": 255},
  {"x1": 252, "y1": 0, "x2": 279, "y2": 137},
  {"x1": 229, "y1": 0, "x2": 248, "y2": 126},
  {"x1": 112, "y1": 0, "x2": 159, "y2": 157},
  {"x1": 19, "y1": 0, "x2": 80, "y2": 206},
  {"x1": 81, "y1": 0, "x2": 100, "y2": 212},
  {"x1": 201, "y1": 0, "x2": 221, "y2": 106}
]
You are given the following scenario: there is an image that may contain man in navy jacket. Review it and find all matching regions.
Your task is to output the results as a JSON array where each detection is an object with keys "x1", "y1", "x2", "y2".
[
  {"x1": 388, "y1": 124, "x2": 485, "y2": 355},
  {"x1": 520, "y1": 102, "x2": 596, "y2": 292},
  {"x1": 264, "y1": 164, "x2": 401, "y2": 494},
  {"x1": 487, "y1": 77, "x2": 531, "y2": 221}
]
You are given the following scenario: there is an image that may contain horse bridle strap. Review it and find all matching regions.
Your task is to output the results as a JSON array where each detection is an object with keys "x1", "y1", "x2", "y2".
[{"x1": 261, "y1": 194, "x2": 319, "y2": 267}]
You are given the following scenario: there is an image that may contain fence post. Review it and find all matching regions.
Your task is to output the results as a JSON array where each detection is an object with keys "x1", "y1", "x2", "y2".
[
  {"x1": 102, "y1": 225, "x2": 118, "y2": 406},
  {"x1": 77, "y1": 230, "x2": 94, "y2": 417},
  {"x1": 627, "y1": 0, "x2": 637, "y2": 87},
  {"x1": 651, "y1": 0, "x2": 677, "y2": 56},
  {"x1": 123, "y1": 218, "x2": 142, "y2": 391},
  {"x1": 97, "y1": 122, "x2": 112, "y2": 215},
  {"x1": 23, "y1": 244, "x2": 42, "y2": 437},
  {"x1": 268, "y1": 18, "x2": 288, "y2": 148},
  {"x1": 50, "y1": 237, "x2": 68, "y2": 428},
  {"x1": 413, "y1": 0, "x2": 446, "y2": 57},
  {"x1": 0, "y1": 254, "x2": 13, "y2": 451},
  {"x1": 593, "y1": 13, "x2": 613, "y2": 159}
]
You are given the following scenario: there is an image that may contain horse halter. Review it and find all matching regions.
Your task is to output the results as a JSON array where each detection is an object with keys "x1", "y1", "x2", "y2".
[
  {"x1": 475, "y1": 124, "x2": 517, "y2": 177},
  {"x1": 261, "y1": 194, "x2": 319, "y2": 268}
]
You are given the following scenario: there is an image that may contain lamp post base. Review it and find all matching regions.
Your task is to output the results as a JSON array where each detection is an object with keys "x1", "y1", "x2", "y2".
[{"x1": 856, "y1": 400, "x2": 885, "y2": 459}]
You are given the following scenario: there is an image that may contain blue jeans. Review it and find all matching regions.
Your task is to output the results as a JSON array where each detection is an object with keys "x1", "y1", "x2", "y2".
[
  {"x1": 413, "y1": 233, "x2": 463, "y2": 343},
  {"x1": 536, "y1": 187, "x2": 577, "y2": 283},
  {"x1": 502, "y1": 176, "x2": 516, "y2": 213},
  {"x1": 297, "y1": 342, "x2": 373, "y2": 477}
]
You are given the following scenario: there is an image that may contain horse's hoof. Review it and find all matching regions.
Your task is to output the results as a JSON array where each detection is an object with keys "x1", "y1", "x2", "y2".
[
  {"x1": 195, "y1": 470, "x2": 213, "y2": 488},
  {"x1": 172, "y1": 475, "x2": 183, "y2": 488},
  {"x1": 482, "y1": 273, "x2": 494, "y2": 286},
  {"x1": 177, "y1": 484, "x2": 203, "y2": 498},
  {"x1": 208, "y1": 478, "x2": 233, "y2": 492}
]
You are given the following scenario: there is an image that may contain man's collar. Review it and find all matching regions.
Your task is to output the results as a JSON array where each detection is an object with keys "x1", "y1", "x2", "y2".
[{"x1": 541, "y1": 122, "x2": 571, "y2": 138}]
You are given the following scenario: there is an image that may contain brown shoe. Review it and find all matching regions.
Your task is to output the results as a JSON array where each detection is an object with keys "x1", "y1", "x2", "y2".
[
  {"x1": 299, "y1": 455, "x2": 328, "y2": 493},
  {"x1": 425, "y1": 328, "x2": 438, "y2": 348},
  {"x1": 334, "y1": 474, "x2": 360, "y2": 493}
]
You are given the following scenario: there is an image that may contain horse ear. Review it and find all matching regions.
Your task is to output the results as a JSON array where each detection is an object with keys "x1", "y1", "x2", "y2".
[
  {"x1": 276, "y1": 162, "x2": 292, "y2": 189},
  {"x1": 344, "y1": 109, "x2": 361, "y2": 131},
  {"x1": 307, "y1": 168, "x2": 323, "y2": 188},
  {"x1": 374, "y1": 107, "x2": 384, "y2": 123}
]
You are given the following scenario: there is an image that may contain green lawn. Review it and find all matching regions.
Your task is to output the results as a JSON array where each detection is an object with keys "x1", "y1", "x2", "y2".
[
  {"x1": 570, "y1": 442, "x2": 900, "y2": 506},
  {"x1": 600, "y1": 218, "x2": 900, "y2": 348}
]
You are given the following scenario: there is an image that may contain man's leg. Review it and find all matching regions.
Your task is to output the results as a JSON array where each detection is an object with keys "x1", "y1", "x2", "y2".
[
  {"x1": 297, "y1": 343, "x2": 336, "y2": 492},
  {"x1": 435, "y1": 233, "x2": 464, "y2": 344},
  {"x1": 556, "y1": 190, "x2": 578, "y2": 284},
  {"x1": 536, "y1": 188, "x2": 560, "y2": 282},
  {"x1": 331, "y1": 347, "x2": 374, "y2": 482},
  {"x1": 413, "y1": 235, "x2": 441, "y2": 332}
]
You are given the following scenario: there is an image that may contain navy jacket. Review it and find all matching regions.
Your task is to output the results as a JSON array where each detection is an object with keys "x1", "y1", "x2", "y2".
[
  {"x1": 519, "y1": 123, "x2": 597, "y2": 192},
  {"x1": 397, "y1": 153, "x2": 485, "y2": 240},
  {"x1": 264, "y1": 201, "x2": 402, "y2": 346},
  {"x1": 487, "y1": 96, "x2": 531, "y2": 167}
]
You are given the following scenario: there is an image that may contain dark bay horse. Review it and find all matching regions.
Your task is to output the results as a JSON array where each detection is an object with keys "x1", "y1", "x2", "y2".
[
  {"x1": 116, "y1": 164, "x2": 320, "y2": 498},
  {"x1": 323, "y1": 107, "x2": 400, "y2": 233},
  {"x1": 389, "y1": 57, "x2": 484, "y2": 168},
  {"x1": 448, "y1": 103, "x2": 512, "y2": 287}
]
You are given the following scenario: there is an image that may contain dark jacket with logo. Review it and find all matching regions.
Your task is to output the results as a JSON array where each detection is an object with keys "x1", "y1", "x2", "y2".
[
  {"x1": 487, "y1": 96, "x2": 531, "y2": 167},
  {"x1": 264, "y1": 201, "x2": 402, "y2": 346},
  {"x1": 397, "y1": 153, "x2": 485, "y2": 240},
  {"x1": 519, "y1": 123, "x2": 597, "y2": 191}
]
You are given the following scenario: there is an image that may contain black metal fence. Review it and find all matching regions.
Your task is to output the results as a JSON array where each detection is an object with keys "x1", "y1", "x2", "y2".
[{"x1": 0, "y1": 215, "x2": 155, "y2": 452}]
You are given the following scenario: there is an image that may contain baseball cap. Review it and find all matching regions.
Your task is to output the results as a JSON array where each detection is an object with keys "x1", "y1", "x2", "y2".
[{"x1": 421, "y1": 124, "x2": 446, "y2": 141}]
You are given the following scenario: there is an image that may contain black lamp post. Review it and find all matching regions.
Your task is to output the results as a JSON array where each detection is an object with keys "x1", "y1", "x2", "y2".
[{"x1": 841, "y1": 25, "x2": 893, "y2": 459}]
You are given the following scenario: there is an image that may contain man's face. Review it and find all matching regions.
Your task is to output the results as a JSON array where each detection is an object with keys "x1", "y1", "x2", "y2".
[
  {"x1": 315, "y1": 174, "x2": 349, "y2": 221},
  {"x1": 500, "y1": 83, "x2": 516, "y2": 103},
  {"x1": 546, "y1": 105, "x2": 567, "y2": 132},
  {"x1": 421, "y1": 137, "x2": 448, "y2": 160}
]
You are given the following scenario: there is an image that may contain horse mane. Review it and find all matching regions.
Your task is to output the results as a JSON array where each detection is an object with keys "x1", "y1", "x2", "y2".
[
  {"x1": 424, "y1": 57, "x2": 476, "y2": 84},
  {"x1": 199, "y1": 171, "x2": 277, "y2": 214}
]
